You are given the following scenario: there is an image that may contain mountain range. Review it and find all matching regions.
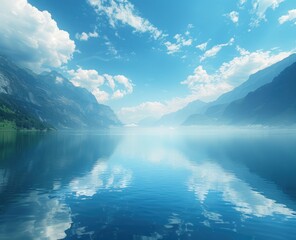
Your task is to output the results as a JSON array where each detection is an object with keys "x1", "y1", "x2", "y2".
[
  {"x1": 0, "y1": 56, "x2": 121, "y2": 130},
  {"x1": 160, "y1": 53, "x2": 296, "y2": 126},
  {"x1": 204, "y1": 53, "x2": 296, "y2": 119},
  {"x1": 223, "y1": 62, "x2": 296, "y2": 125},
  {"x1": 156, "y1": 100, "x2": 207, "y2": 126},
  {"x1": 1, "y1": 53, "x2": 296, "y2": 130}
]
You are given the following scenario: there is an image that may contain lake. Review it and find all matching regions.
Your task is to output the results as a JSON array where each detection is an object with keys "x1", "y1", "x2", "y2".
[{"x1": 0, "y1": 127, "x2": 296, "y2": 240}]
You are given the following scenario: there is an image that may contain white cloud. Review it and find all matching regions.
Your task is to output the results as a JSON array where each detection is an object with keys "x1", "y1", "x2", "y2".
[
  {"x1": 227, "y1": 11, "x2": 239, "y2": 23},
  {"x1": 182, "y1": 66, "x2": 233, "y2": 101},
  {"x1": 88, "y1": 0, "x2": 163, "y2": 40},
  {"x1": 196, "y1": 41, "x2": 208, "y2": 51},
  {"x1": 113, "y1": 75, "x2": 133, "y2": 93},
  {"x1": 236, "y1": 45, "x2": 250, "y2": 55},
  {"x1": 104, "y1": 73, "x2": 116, "y2": 90},
  {"x1": 218, "y1": 48, "x2": 291, "y2": 85},
  {"x1": 0, "y1": 0, "x2": 75, "y2": 72},
  {"x1": 68, "y1": 68, "x2": 133, "y2": 102},
  {"x1": 103, "y1": 35, "x2": 120, "y2": 58},
  {"x1": 75, "y1": 30, "x2": 99, "y2": 41},
  {"x1": 118, "y1": 95, "x2": 201, "y2": 124},
  {"x1": 183, "y1": 48, "x2": 291, "y2": 100},
  {"x1": 251, "y1": 0, "x2": 284, "y2": 26},
  {"x1": 92, "y1": 88, "x2": 110, "y2": 102},
  {"x1": 164, "y1": 42, "x2": 180, "y2": 55},
  {"x1": 164, "y1": 33, "x2": 193, "y2": 55},
  {"x1": 110, "y1": 75, "x2": 133, "y2": 99},
  {"x1": 69, "y1": 68, "x2": 105, "y2": 88},
  {"x1": 200, "y1": 38, "x2": 234, "y2": 61},
  {"x1": 119, "y1": 101, "x2": 167, "y2": 123},
  {"x1": 118, "y1": 48, "x2": 292, "y2": 124},
  {"x1": 279, "y1": 9, "x2": 296, "y2": 24},
  {"x1": 183, "y1": 39, "x2": 193, "y2": 46}
]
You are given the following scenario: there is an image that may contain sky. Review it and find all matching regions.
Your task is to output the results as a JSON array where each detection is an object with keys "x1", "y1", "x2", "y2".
[{"x1": 0, "y1": 0, "x2": 296, "y2": 123}]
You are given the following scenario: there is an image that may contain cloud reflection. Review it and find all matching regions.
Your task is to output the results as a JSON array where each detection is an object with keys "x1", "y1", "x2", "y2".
[
  {"x1": 0, "y1": 192, "x2": 72, "y2": 240},
  {"x1": 133, "y1": 232, "x2": 163, "y2": 240},
  {"x1": 70, "y1": 159, "x2": 132, "y2": 197},
  {"x1": 126, "y1": 140, "x2": 296, "y2": 219},
  {"x1": 187, "y1": 161, "x2": 295, "y2": 218}
]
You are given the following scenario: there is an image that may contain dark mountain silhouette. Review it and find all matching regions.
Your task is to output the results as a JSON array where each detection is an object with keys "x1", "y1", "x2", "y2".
[
  {"x1": 183, "y1": 54, "x2": 296, "y2": 125},
  {"x1": 223, "y1": 62, "x2": 296, "y2": 125}
]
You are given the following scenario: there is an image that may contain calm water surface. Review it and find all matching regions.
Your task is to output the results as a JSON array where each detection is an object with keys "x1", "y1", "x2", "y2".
[{"x1": 0, "y1": 128, "x2": 296, "y2": 240}]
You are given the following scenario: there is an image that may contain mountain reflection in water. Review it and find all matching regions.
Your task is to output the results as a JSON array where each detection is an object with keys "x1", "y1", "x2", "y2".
[{"x1": 0, "y1": 128, "x2": 296, "y2": 240}]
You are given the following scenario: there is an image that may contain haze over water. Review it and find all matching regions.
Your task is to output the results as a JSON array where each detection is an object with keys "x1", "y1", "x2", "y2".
[{"x1": 1, "y1": 128, "x2": 296, "y2": 239}]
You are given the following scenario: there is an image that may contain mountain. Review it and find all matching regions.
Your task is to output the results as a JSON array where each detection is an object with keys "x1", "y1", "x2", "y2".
[
  {"x1": 183, "y1": 53, "x2": 296, "y2": 125},
  {"x1": 0, "y1": 56, "x2": 121, "y2": 129},
  {"x1": 204, "y1": 54, "x2": 296, "y2": 118},
  {"x1": 212, "y1": 53, "x2": 296, "y2": 106},
  {"x1": 0, "y1": 96, "x2": 51, "y2": 130},
  {"x1": 156, "y1": 100, "x2": 207, "y2": 126},
  {"x1": 183, "y1": 113, "x2": 217, "y2": 126},
  {"x1": 223, "y1": 62, "x2": 296, "y2": 125}
]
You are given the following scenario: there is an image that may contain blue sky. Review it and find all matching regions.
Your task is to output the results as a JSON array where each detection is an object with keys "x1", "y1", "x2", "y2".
[{"x1": 0, "y1": 0, "x2": 296, "y2": 123}]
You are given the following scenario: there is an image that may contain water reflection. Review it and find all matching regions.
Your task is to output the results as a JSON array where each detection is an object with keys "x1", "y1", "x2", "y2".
[
  {"x1": 0, "y1": 129, "x2": 296, "y2": 239},
  {"x1": 0, "y1": 131, "x2": 121, "y2": 240},
  {"x1": 70, "y1": 160, "x2": 132, "y2": 197},
  {"x1": 187, "y1": 161, "x2": 295, "y2": 218},
  {"x1": 107, "y1": 131, "x2": 296, "y2": 239},
  {"x1": 118, "y1": 132, "x2": 296, "y2": 218},
  {"x1": 0, "y1": 192, "x2": 71, "y2": 240},
  {"x1": 0, "y1": 132, "x2": 120, "y2": 194}
]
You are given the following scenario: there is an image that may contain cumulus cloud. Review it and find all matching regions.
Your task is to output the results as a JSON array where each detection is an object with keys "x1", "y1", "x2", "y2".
[
  {"x1": 226, "y1": 11, "x2": 239, "y2": 23},
  {"x1": 196, "y1": 41, "x2": 209, "y2": 51},
  {"x1": 181, "y1": 66, "x2": 233, "y2": 101},
  {"x1": 87, "y1": 0, "x2": 163, "y2": 40},
  {"x1": 164, "y1": 33, "x2": 193, "y2": 55},
  {"x1": 279, "y1": 9, "x2": 296, "y2": 24},
  {"x1": 0, "y1": 0, "x2": 75, "y2": 72},
  {"x1": 200, "y1": 38, "x2": 234, "y2": 61},
  {"x1": 183, "y1": 48, "x2": 291, "y2": 100},
  {"x1": 75, "y1": 30, "x2": 99, "y2": 41},
  {"x1": 251, "y1": 0, "x2": 284, "y2": 26},
  {"x1": 218, "y1": 47, "x2": 291, "y2": 85},
  {"x1": 68, "y1": 68, "x2": 133, "y2": 102},
  {"x1": 118, "y1": 48, "x2": 291, "y2": 124}
]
